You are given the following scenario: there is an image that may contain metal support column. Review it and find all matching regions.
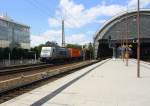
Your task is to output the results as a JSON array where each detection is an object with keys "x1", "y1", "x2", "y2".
[
  {"x1": 62, "y1": 20, "x2": 65, "y2": 47},
  {"x1": 137, "y1": 0, "x2": 140, "y2": 78}
]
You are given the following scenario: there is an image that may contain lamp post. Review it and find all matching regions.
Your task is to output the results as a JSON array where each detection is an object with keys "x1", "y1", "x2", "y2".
[{"x1": 137, "y1": 0, "x2": 140, "y2": 78}]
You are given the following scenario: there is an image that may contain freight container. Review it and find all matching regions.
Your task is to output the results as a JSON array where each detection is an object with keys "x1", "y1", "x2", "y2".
[{"x1": 68, "y1": 48, "x2": 81, "y2": 58}]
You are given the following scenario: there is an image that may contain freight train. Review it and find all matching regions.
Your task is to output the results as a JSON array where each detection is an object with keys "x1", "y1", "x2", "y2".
[{"x1": 40, "y1": 46, "x2": 82, "y2": 63}]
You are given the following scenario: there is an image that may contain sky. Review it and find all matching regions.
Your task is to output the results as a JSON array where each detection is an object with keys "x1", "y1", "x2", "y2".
[{"x1": 0, "y1": 0, "x2": 150, "y2": 47}]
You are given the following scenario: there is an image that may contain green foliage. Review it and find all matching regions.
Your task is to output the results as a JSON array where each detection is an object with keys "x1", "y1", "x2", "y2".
[
  {"x1": 0, "y1": 48, "x2": 10, "y2": 59},
  {"x1": 3, "y1": 47, "x2": 10, "y2": 59},
  {"x1": 11, "y1": 48, "x2": 27, "y2": 59},
  {"x1": 45, "y1": 41, "x2": 59, "y2": 47},
  {"x1": 66, "y1": 44, "x2": 82, "y2": 50},
  {"x1": 82, "y1": 43, "x2": 94, "y2": 59},
  {"x1": 30, "y1": 44, "x2": 44, "y2": 58},
  {"x1": 0, "y1": 47, "x2": 31, "y2": 59},
  {"x1": 88, "y1": 43, "x2": 94, "y2": 59}
]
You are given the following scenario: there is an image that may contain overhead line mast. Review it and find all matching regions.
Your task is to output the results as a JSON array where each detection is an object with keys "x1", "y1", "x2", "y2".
[{"x1": 62, "y1": 20, "x2": 65, "y2": 47}]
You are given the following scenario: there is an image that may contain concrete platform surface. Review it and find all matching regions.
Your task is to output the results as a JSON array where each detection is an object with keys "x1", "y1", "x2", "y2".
[{"x1": 1, "y1": 59, "x2": 150, "y2": 106}]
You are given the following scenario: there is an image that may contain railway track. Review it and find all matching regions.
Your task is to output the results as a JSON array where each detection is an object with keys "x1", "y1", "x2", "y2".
[
  {"x1": 0, "y1": 60, "x2": 99, "y2": 104},
  {"x1": 0, "y1": 60, "x2": 83, "y2": 76},
  {"x1": 0, "y1": 61, "x2": 83, "y2": 81},
  {"x1": 0, "y1": 63, "x2": 51, "y2": 75},
  {"x1": 0, "y1": 73, "x2": 63, "y2": 104},
  {"x1": 0, "y1": 62, "x2": 45, "y2": 70}
]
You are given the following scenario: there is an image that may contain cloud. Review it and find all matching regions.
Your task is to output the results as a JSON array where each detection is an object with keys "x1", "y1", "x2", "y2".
[
  {"x1": 66, "y1": 33, "x2": 92, "y2": 44},
  {"x1": 31, "y1": 0, "x2": 150, "y2": 47},
  {"x1": 31, "y1": 0, "x2": 122, "y2": 47},
  {"x1": 128, "y1": 0, "x2": 150, "y2": 8},
  {"x1": 48, "y1": 0, "x2": 126, "y2": 29},
  {"x1": 48, "y1": 18, "x2": 61, "y2": 27},
  {"x1": 31, "y1": 30, "x2": 91, "y2": 47},
  {"x1": 31, "y1": 30, "x2": 61, "y2": 47},
  {"x1": 93, "y1": 19, "x2": 106, "y2": 24},
  {"x1": 48, "y1": 0, "x2": 150, "y2": 29}
]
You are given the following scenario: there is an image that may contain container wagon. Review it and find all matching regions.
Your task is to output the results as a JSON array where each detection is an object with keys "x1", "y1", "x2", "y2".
[{"x1": 68, "y1": 48, "x2": 81, "y2": 59}]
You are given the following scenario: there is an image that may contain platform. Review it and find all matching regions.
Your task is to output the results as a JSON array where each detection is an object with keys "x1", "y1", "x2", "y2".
[{"x1": 1, "y1": 59, "x2": 150, "y2": 106}]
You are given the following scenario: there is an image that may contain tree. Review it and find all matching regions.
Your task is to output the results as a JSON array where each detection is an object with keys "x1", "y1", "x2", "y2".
[
  {"x1": 30, "y1": 44, "x2": 44, "y2": 58},
  {"x1": 82, "y1": 43, "x2": 94, "y2": 60},
  {"x1": 0, "y1": 48, "x2": 4, "y2": 59},
  {"x1": 88, "y1": 43, "x2": 94, "y2": 59},
  {"x1": 66, "y1": 44, "x2": 82, "y2": 50},
  {"x1": 45, "y1": 41, "x2": 59, "y2": 47},
  {"x1": 3, "y1": 47, "x2": 10, "y2": 59}
]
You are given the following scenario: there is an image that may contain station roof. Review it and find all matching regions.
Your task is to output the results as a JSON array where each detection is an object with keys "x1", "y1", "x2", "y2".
[{"x1": 94, "y1": 9, "x2": 150, "y2": 42}]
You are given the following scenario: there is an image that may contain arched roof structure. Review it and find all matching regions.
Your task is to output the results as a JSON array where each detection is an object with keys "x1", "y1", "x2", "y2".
[{"x1": 94, "y1": 9, "x2": 150, "y2": 58}]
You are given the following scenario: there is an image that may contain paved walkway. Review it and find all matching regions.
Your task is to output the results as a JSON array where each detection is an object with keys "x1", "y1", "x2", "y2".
[{"x1": 1, "y1": 59, "x2": 150, "y2": 106}]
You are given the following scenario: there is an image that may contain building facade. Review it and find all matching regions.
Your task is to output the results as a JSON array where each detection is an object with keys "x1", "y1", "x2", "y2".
[{"x1": 0, "y1": 16, "x2": 30, "y2": 49}]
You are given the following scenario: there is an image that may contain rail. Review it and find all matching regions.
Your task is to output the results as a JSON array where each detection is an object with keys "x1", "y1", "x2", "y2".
[
  {"x1": 0, "y1": 63, "x2": 51, "y2": 75},
  {"x1": 0, "y1": 60, "x2": 99, "y2": 94}
]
